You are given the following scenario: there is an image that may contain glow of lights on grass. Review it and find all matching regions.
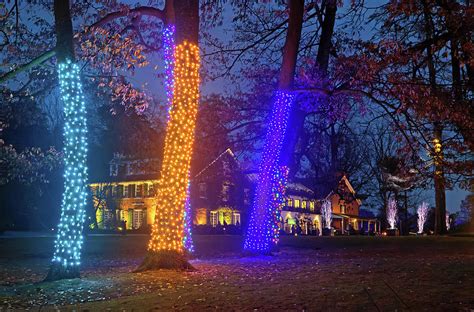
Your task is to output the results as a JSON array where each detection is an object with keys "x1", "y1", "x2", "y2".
[
  {"x1": 321, "y1": 199, "x2": 332, "y2": 229},
  {"x1": 244, "y1": 91, "x2": 294, "y2": 253},
  {"x1": 51, "y1": 60, "x2": 88, "y2": 270},
  {"x1": 270, "y1": 165, "x2": 289, "y2": 245},
  {"x1": 417, "y1": 202, "x2": 429, "y2": 234},
  {"x1": 148, "y1": 41, "x2": 200, "y2": 254},
  {"x1": 387, "y1": 198, "x2": 398, "y2": 230}
]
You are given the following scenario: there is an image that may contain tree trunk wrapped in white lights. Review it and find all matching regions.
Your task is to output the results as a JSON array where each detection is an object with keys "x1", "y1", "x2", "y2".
[
  {"x1": 417, "y1": 202, "x2": 429, "y2": 234},
  {"x1": 321, "y1": 199, "x2": 332, "y2": 229},
  {"x1": 46, "y1": 60, "x2": 88, "y2": 280},
  {"x1": 387, "y1": 198, "x2": 398, "y2": 230}
]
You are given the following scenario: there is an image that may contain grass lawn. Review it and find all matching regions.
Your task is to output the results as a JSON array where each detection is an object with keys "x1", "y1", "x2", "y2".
[{"x1": 0, "y1": 235, "x2": 473, "y2": 311}]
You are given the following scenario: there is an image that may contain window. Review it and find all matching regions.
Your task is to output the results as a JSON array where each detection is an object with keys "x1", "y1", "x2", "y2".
[
  {"x1": 199, "y1": 182, "x2": 207, "y2": 199},
  {"x1": 222, "y1": 160, "x2": 230, "y2": 175},
  {"x1": 222, "y1": 185, "x2": 230, "y2": 202},
  {"x1": 287, "y1": 199, "x2": 293, "y2": 207},
  {"x1": 110, "y1": 164, "x2": 118, "y2": 176},
  {"x1": 210, "y1": 211, "x2": 218, "y2": 227},
  {"x1": 233, "y1": 213, "x2": 241, "y2": 225},
  {"x1": 302, "y1": 201, "x2": 307, "y2": 209},
  {"x1": 144, "y1": 184, "x2": 149, "y2": 197},
  {"x1": 341, "y1": 204, "x2": 346, "y2": 214},
  {"x1": 123, "y1": 184, "x2": 129, "y2": 197},
  {"x1": 129, "y1": 184, "x2": 136, "y2": 198},
  {"x1": 244, "y1": 188, "x2": 250, "y2": 205},
  {"x1": 294, "y1": 199, "x2": 300, "y2": 208},
  {"x1": 136, "y1": 184, "x2": 143, "y2": 198},
  {"x1": 309, "y1": 201, "x2": 315, "y2": 211},
  {"x1": 112, "y1": 185, "x2": 118, "y2": 197},
  {"x1": 126, "y1": 163, "x2": 133, "y2": 175},
  {"x1": 132, "y1": 209, "x2": 146, "y2": 229},
  {"x1": 149, "y1": 184, "x2": 155, "y2": 196}
]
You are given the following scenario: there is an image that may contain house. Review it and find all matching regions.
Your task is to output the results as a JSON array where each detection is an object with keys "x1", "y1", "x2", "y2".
[{"x1": 89, "y1": 149, "x2": 380, "y2": 234}]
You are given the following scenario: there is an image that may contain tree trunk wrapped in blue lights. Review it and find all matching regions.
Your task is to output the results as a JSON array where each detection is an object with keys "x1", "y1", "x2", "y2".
[
  {"x1": 244, "y1": 92, "x2": 294, "y2": 253},
  {"x1": 46, "y1": 60, "x2": 88, "y2": 280}
]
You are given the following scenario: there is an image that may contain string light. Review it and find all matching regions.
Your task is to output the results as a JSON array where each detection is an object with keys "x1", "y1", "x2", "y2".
[
  {"x1": 148, "y1": 39, "x2": 200, "y2": 254},
  {"x1": 270, "y1": 166, "x2": 289, "y2": 245},
  {"x1": 163, "y1": 25, "x2": 175, "y2": 119},
  {"x1": 244, "y1": 91, "x2": 294, "y2": 253},
  {"x1": 51, "y1": 60, "x2": 88, "y2": 272},
  {"x1": 183, "y1": 181, "x2": 195, "y2": 253}
]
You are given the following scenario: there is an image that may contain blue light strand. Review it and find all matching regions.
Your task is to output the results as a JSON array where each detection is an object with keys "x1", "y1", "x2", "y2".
[
  {"x1": 52, "y1": 60, "x2": 88, "y2": 268},
  {"x1": 244, "y1": 91, "x2": 295, "y2": 253},
  {"x1": 183, "y1": 181, "x2": 195, "y2": 253},
  {"x1": 270, "y1": 165, "x2": 289, "y2": 245},
  {"x1": 163, "y1": 25, "x2": 175, "y2": 119}
]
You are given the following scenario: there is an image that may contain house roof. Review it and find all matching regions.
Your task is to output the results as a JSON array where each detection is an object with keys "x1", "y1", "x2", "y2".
[{"x1": 192, "y1": 148, "x2": 239, "y2": 180}]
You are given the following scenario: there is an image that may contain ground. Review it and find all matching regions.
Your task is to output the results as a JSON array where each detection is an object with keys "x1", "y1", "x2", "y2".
[{"x1": 0, "y1": 234, "x2": 473, "y2": 311}]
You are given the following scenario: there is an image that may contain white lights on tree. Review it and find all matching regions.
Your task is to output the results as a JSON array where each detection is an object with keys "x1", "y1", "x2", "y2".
[
  {"x1": 446, "y1": 213, "x2": 451, "y2": 231},
  {"x1": 321, "y1": 199, "x2": 332, "y2": 229},
  {"x1": 386, "y1": 198, "x2": 398, "y2": 230},
  {"x1": 47, "y1": 60, "x2": 88, "y2": 280},
  {"x1": 417, "y1": 202, "x2": 429, "y2": 234}
]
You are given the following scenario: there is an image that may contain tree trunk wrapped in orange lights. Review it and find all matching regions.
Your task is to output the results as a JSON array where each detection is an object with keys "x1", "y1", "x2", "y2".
[
  {"x1": 135, "y1": 0, "x2": 200, "y2": 271},
  {"x1": 137, "y1": 40, "x2": 199, "y2": 271}
]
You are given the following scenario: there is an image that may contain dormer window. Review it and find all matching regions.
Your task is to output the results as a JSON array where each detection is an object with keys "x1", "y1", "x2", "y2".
[
  {"x1": 110, "y1": 164, "x2": 118, "y2": 176},
  {"x1": 126, "y1": 163, "x2": 133, "y2": 175},
  {"x1": 222, "y1": 184, "x2": 230, "y2": 202},
  {"x1": 199, "y1": 182, "x2": 207, "y2": 199}
]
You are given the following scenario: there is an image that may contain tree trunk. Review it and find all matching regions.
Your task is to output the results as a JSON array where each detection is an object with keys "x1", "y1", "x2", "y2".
[
  {"x1": 433, "y1": 124, "x2": 447, "y2": 234},
  {"x1": 244, "y1": 0, "x2": 304, "y2": 254},
  {"x1": 45, "y1": 0, "x2": 89, "y2": 281},
  {"x1": 422, "y1": 0, "x2": 447, "y2": 235},
  {"x1": 281, "y1": 0, "x2": 337, "y2": 174},
  {"x1": 137, "y1": 0, "x2": 199, "y2": 271}
]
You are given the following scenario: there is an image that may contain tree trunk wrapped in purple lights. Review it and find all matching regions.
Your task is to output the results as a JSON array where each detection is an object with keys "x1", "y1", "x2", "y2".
[{"x1": 244, "y1": 92, "x2": 295, "y2": 253}]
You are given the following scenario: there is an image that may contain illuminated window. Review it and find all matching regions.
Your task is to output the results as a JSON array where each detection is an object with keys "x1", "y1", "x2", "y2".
[
  {"x1": 143, "y1": 184, "x2": 149, "y2": 197},
  {"x1": 132, "y1": 209, "x2": 146, "y2": 229},
  {"x1": 302, "y1": 201, "x2": 307, "y2": 209},
  {"x1": 149, "y1": 184, "x2": 155, "y2": 197},
  {"x1": 294, "y1": 199, "x2": 300, "y2": 208},
  {"x1": 123, "y1": 185, "x2": 129, "y2": 198},
  {"x1": 309, "y1": 201, "x2": 315, "y2": 211},
  {"x1": 210, "y1": 211, "x2": 218, "y2": 227},
  {"x1": 287, "y1": 199, "x2": 293, "y2": 207},
  {"x1": 233, "y1": 212, "x2": 241, "y2": 225},
  {"x1": 341, "y1": 203, "x2": 346, "y2": 214},
  {"x1": 199, "y1": 182, "x2": 207, "y2": 199}
]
